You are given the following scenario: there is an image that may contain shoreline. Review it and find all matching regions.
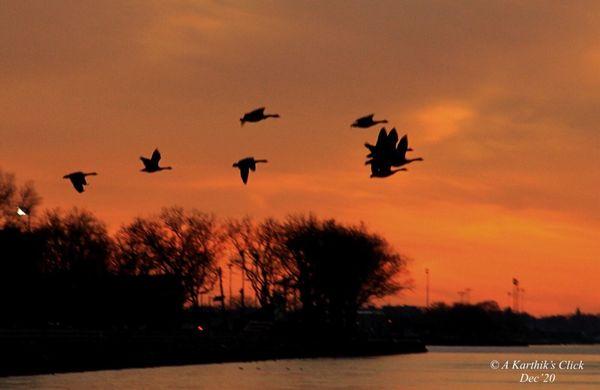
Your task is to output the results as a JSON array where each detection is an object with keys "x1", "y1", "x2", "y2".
[{"x1": 0, "y1": 331, "x2": 426, "y2": 377}]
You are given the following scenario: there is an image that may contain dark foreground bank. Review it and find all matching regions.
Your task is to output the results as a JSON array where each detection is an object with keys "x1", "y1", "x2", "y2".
[{"x1": 0, "y1": 328, "x2": 426, "y2": 377}]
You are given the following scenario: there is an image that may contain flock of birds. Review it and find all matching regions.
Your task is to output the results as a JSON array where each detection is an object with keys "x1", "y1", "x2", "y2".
[{"x1": 61, "y1": 108, "x2": 423, "y2": 193}]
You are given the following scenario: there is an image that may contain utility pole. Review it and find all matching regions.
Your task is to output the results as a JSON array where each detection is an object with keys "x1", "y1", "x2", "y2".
[
  {"x1": 512, "y1": 278, "x2": 520, "y2": 312},
  {"x1": 465, "y1": 288, "x2": 472, "y2": 304},
  {"x1": 240, "y1": 255, "x2": 246, "y2": 309},
  {"x1": 425, "y1": 268, "x2": 430, "y2": 308},
  {"x1": 458, "y1": 290, "x2": 466, "y2": 304},
  {"x1": 228, "y1": 263, "x2": 233, "y2": 309},
  {"x1": 217, "y1": 266, "x2": 225, "y2": 312}
]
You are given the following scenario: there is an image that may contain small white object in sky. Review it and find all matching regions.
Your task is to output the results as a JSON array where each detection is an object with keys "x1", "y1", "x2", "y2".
[{"x1": 16, "y1": 207, "x2": 28, "y2": 216}]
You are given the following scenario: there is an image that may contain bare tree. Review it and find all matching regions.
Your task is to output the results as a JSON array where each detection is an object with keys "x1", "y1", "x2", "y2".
[
  {"x1": 112, "y1": 217, "x2": 162, "y2": 276},
  {"x1": 113, "y1": 207, "x2": 223, "y2": 306},
  {"x1": 0, "y1": 170, "x2": 16, "y2": 218},
  {"x1": 0, "y1": 169, "x2": 41, "y2": 229},
  {"x1": 226, "y1": 217, "x2": 288, "y2": 309},
  {"x1": 37, "y1": 208, "x2": 111, "y2": 275}
]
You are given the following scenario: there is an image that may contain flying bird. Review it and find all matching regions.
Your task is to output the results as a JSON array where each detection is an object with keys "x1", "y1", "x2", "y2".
[
  {"x1": 240, "y1": 107, "x2": 280, "y2": 126},
  {"x1": 390, "y1": 134, "x2": 423, "y2": 167},
  {"x1": 364, "y1": 128, "x2": 423, "y2": 178},
  {"x1": 63, "y1": 171, "x2": 97, "y2": 193},
  {"x1": 140, "y1": 148, "x2": 172, "y2": 173},
  {"x1": 365, "y1": 130, "x2": 422, "y2": 168},
  {"x1": 232, "y1": 157, "x2": 268, "y2": 184},
  {"x1": 365, "y1": 128, "x2": 412, "y2": 158},
  {"x1": 351, "y1": 114, "x2": 388, "y2": 128}
]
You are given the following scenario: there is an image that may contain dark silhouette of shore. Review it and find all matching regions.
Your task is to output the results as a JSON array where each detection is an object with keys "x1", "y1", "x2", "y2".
[
  {"x1": 384, "y1": 303, "x2": 600, "y2": 346},
  {"x1": 0, "y1": 177, "x2": 423, "y2": 377},
  {"x1": 0, "y1": 309, "x2": 426, "y2": 377}
]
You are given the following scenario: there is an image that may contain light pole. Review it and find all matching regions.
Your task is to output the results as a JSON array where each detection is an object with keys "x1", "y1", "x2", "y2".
[
  {"x1": 512, "y1": 278, "x2": 520, "y2": 312},
  {"x1": 425, "y1": 268, "x2": 430, "y2": 308},
  {"x1": 465, "y1": 288, "x2": 472, "y2": 304},
  {"x1": 228, "y1": 263, "x2": 233, "y2": 309}
]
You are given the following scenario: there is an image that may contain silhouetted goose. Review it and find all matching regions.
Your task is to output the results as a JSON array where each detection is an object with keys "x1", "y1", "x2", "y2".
[
  {"x1": 351, "y1": 114, "x2": 388, "y2": 128},
  {"x1": 391, "y1": 135, "x2": 423, "y2": 167},
  {"x1": 232, "y1": 157, "x2": 268, "y2": 184},
  {"x1": 63, "y1": 171, "x2": 97, "y2": 193},
  {"x1": 140, "y1": 148, "x2": 172, "y2": 173},
  {"x1": 365, "y1": 131, "x2": 421, "y2": 166},
  {"x1": 240, "y1": 107, "x2": 280, "y2": 126},
  {"x1": 365, "y1": 128, "x2": 412, "y2": 158}
]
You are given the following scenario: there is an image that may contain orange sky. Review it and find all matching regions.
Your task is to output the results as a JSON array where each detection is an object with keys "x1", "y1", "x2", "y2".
[{"x1": 1, "y1": 1, "x2": 599, "y2": 315}]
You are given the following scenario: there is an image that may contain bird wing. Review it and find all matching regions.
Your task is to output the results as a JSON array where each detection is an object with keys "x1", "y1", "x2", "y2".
[
  {"x1": 387, "y1": 128, "x2": 399, "y2": 146},
  {"x1": 249, "y1": 107, "x2": 265, "y2": 116},
  {"x1": 397, "y1": 135, "x2": 408, "y2": 154},
  {"x1": 151, "y1": 149, "x2": 161, "y2": 163},
  {"x1": 376, "y1": 128, "x2": 387, "y2": 146},
  {"x1": 140, "y1": 157, "x2": 152, "y2": 169},
  {"x1": 364, "y1": 143, "x2": 375, "y2": 152},
  {"x1": 70, "y1": 178, "x2": 85, "y2": 193},
  {"x1": 240, "y1": 166, "x2": 250, "y2": 184},
  {"x1": 356, "y1": 114, "x2": 373, "y2": 122}
]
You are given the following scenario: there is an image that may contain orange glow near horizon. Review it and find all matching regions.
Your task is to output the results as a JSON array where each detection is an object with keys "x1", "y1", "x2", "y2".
[{"x1": 1, "y1": 1, "x2": 599, "y2": 316}]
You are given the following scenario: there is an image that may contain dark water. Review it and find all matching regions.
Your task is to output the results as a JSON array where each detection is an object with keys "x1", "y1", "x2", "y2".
[{"x1": 1, "y1": 345, "x2": 598, "y2": 389}]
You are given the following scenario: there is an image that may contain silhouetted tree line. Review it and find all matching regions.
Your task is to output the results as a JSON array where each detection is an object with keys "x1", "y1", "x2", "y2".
[
  {"x1": 383, "y1": 302, "x2": 600, "y2": 345},
  {"x1": 0, "y1": 169, "x2": 410, "y2": 334}
]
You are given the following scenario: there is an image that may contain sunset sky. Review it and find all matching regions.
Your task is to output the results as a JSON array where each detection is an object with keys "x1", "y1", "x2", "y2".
[{"x1": 1, "y1": 1, "x2": 599, "y2": 315}]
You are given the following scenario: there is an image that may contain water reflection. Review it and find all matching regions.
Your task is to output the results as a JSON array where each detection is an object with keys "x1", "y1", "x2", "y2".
[{"x1": 1, "y1": 345, "x2": 598, "y2": 389}]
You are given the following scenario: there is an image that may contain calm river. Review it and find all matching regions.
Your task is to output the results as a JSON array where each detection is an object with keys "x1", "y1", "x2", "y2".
[{"x1": 1, "y1": 345, "x2": 598, "y2": 389}]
